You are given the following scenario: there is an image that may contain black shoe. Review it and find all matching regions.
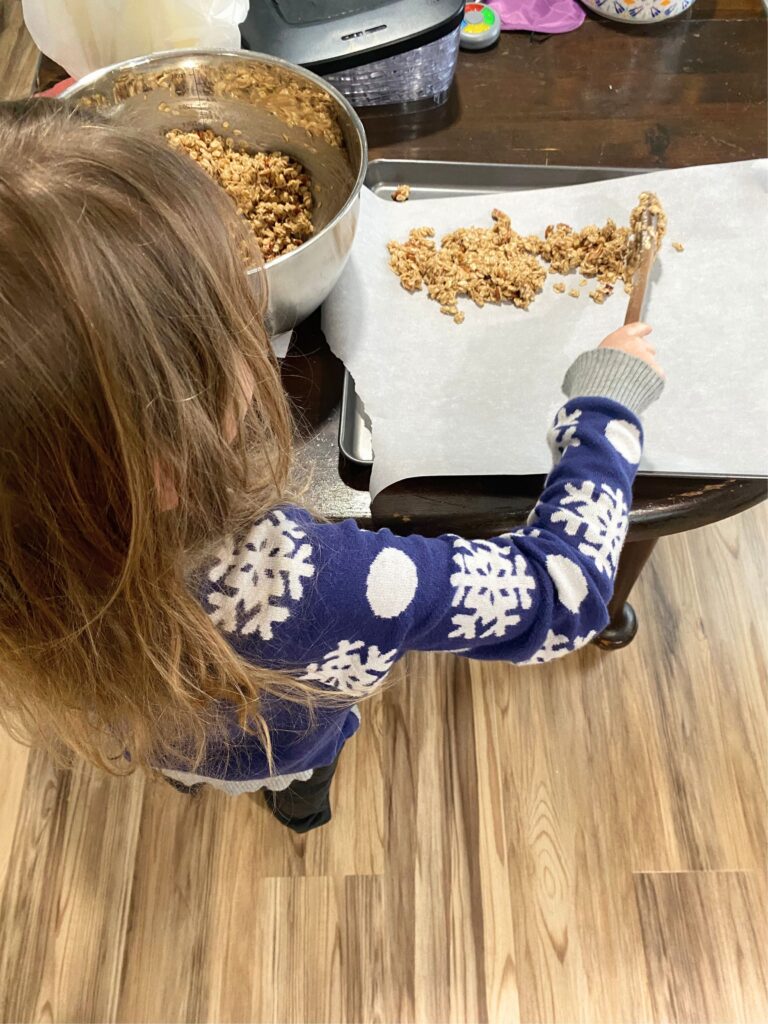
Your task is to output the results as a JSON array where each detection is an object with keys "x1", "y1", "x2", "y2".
[{"x1": 263, "y1": 790, "x2": 332, "y2": 833}]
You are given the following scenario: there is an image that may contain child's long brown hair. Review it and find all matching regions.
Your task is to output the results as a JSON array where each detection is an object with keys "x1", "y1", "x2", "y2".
[{"x1": 0, "y1": 99, "x2": 314, "y2": 773}]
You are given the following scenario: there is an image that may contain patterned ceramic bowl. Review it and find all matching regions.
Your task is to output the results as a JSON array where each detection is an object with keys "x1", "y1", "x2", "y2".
[{"x1": 581, "y1": 0, "x2": 695, "y2": 22}]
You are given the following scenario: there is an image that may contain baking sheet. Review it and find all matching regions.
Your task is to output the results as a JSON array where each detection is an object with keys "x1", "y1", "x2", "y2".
[
  {"x1": 365, "y1": 158, "x2": 642, "y2": 200},
  {"x1": 322, "y1": 160, "x2": 768, "y2": 498},
  {"x1": 341, "y1": 159, "x2": 649, "y2": 464}
]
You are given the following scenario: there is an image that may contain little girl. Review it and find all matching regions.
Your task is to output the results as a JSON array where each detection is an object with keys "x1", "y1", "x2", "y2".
[{"x1": 0, "y1": 100, "x2": 664, "y2": 832}]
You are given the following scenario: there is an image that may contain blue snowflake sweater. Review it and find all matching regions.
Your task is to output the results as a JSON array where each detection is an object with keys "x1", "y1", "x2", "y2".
[{"x1": 163, "y1": 348, "x2": 664, "y2": 794}]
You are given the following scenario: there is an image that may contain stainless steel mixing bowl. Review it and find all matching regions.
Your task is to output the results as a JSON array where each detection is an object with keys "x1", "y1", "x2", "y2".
[{"x1": 63, "y1": 50, "x2": 367, "y2": 333}]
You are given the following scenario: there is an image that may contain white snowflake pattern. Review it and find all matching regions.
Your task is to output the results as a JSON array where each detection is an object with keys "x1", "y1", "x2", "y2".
[
  {"x1": 521, "y1": 628, "x2": 597, "y2": 665},
  {"x1": 207, "y1": 511, "x2": 314, "y2": 640},
  {"x1": 571, "y1": 630, "x2": 597, "y2": 651},
  {"x1": 449, "y1": 539, "x2": 536, "y2": 641},
  {"x1": 550, "y1": 481, "x2": 628, "y2": 577},
  {"x1": 548, "y1": 408, "x2": 582, "y2": 464},
  {"x1": 521, "y1": 629, "x2": 570, "y2": 664},
  {"x1": 301, "y1": 639, "x2": 397, "y2": 693}
]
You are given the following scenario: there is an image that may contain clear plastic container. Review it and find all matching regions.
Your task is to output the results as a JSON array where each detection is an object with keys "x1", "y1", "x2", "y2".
[{"x1": 324, "y1": 27, "x2": 460, "y2": 108}]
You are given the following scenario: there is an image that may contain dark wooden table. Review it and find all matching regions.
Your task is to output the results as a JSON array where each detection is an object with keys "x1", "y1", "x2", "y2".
[
  {"x1": 282, "y1": 0, "x2": 767, "y2": 647},
  {"x1": 36, "y1": 2, "x2": 767, "y2": 645}
]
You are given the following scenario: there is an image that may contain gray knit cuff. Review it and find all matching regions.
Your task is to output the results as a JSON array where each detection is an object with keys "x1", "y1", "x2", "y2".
[{"x1": 562, "y1": 348, "x2": 665, "y2": 415}]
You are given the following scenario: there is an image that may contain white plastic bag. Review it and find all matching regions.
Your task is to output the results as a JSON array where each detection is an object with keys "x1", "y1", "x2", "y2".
[{"x1": 22, "y1": 0, "x2": 250, "y2": 80}]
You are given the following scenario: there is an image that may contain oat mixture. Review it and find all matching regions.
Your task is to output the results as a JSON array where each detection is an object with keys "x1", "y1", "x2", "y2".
[
  {"x1": 539, "y1": 218, "x2": 631, "y2": 286},
  {"x1": 629, "y1": 191, "x2": 667, "y2": 260},
  {"x1": 166, "y1": 128, "x2": 313, "y2": 260},
  {"x1": 392, "y1": 184, "x2": 411, "y2": 202},
  {"x1": 387, "y1": 193, "x2": 671, "y2": 321},
  {"x1": 89, "y1": 64, "x2": 346, "y2": 149},
  {"x1": 387, "y1": 210, "x2": 547, "y2": 324}
]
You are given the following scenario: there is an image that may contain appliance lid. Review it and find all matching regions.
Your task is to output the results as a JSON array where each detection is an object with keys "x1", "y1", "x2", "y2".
[{"x1": 241, "y1": 0, "x2": 465, "y2": 74}]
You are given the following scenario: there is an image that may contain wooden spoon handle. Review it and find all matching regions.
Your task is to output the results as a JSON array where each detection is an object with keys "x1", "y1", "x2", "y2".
[{"x1": 625, "y1": 246, "x2": 656, "y2": 325}]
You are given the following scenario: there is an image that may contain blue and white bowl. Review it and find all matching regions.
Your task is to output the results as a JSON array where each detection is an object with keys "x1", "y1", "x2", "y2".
[{"x1": 581, "y1": 0, "x2": 695, "y2": 22}]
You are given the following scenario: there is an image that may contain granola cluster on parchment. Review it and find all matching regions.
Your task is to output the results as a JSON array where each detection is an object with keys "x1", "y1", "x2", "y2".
[
  {"x1": 387, "y1": 193, "x2": 671, "y2": 322},
  {"x1": 166, "y1": 128, "x2": 313, "y2": 261},
  {"x1": 387, "y1": 211, "x2": 546, "y2": 324}
]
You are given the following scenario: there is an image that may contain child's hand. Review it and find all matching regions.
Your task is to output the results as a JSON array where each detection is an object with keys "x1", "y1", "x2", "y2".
[{"x1": 599, "y1": 322, "x2": 664, "y2": 378}]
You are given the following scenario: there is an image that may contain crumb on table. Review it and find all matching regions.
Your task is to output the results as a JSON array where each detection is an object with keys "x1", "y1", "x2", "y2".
[
  {"x1": 569, "y1": 288, "x2": 580, "y2": 298},
  {"x1": 392, "y1": 184, "x2": 411, "y2": 202},
  {"x1": 672, "y1": 241, "x2": 685, "y2": 252},
  {"x1": 553, "y1": 282, "x2": 566, "y2": 294}
]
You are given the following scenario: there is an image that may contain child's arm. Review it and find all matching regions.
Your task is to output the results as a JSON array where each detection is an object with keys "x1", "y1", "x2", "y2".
[{"x1": 204, "y1": 325, "x2": 664, "y2": 682}]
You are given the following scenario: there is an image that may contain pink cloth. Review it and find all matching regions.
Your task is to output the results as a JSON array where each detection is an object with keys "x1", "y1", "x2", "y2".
[{"x1": 488, "y1": 0, "x2": 585, "y2": 33}]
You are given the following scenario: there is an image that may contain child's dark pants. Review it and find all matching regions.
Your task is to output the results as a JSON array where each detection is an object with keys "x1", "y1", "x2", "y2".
[
  {"x1": 262, "y1": 755, "x2": 340, "y2": 833},
  {"x1": 162, "y1": 755, "x2": 340, "y2": 834}
]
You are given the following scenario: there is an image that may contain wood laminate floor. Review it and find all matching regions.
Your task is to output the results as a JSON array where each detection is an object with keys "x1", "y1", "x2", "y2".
[
  {"x1": 0, "y1": 7, "x2": 765, "y2": 1019},
  {"x1": 1, "y1": 505, "x2": 766, "y2": 1023}
]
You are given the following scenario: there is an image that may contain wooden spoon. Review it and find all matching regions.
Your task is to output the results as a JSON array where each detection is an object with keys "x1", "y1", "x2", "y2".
[{"x1": 625, "y1": 192, "x2": 664, "y2": 325}]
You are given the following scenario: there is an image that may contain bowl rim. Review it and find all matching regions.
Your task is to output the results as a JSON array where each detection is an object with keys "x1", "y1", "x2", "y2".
[{"x1": 62, "y1": 48, "x2": 369, "y2": 274}]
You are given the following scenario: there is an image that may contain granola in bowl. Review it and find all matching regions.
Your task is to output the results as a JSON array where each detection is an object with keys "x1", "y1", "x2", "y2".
[{"x1": 166, "y1": 128, "x2": 313, "y2": 261}]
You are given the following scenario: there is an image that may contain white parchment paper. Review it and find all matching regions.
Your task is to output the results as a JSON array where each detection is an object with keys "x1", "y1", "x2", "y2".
[{"x1": 322, "y1": 161, "x2": 768, "y2": 497}]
